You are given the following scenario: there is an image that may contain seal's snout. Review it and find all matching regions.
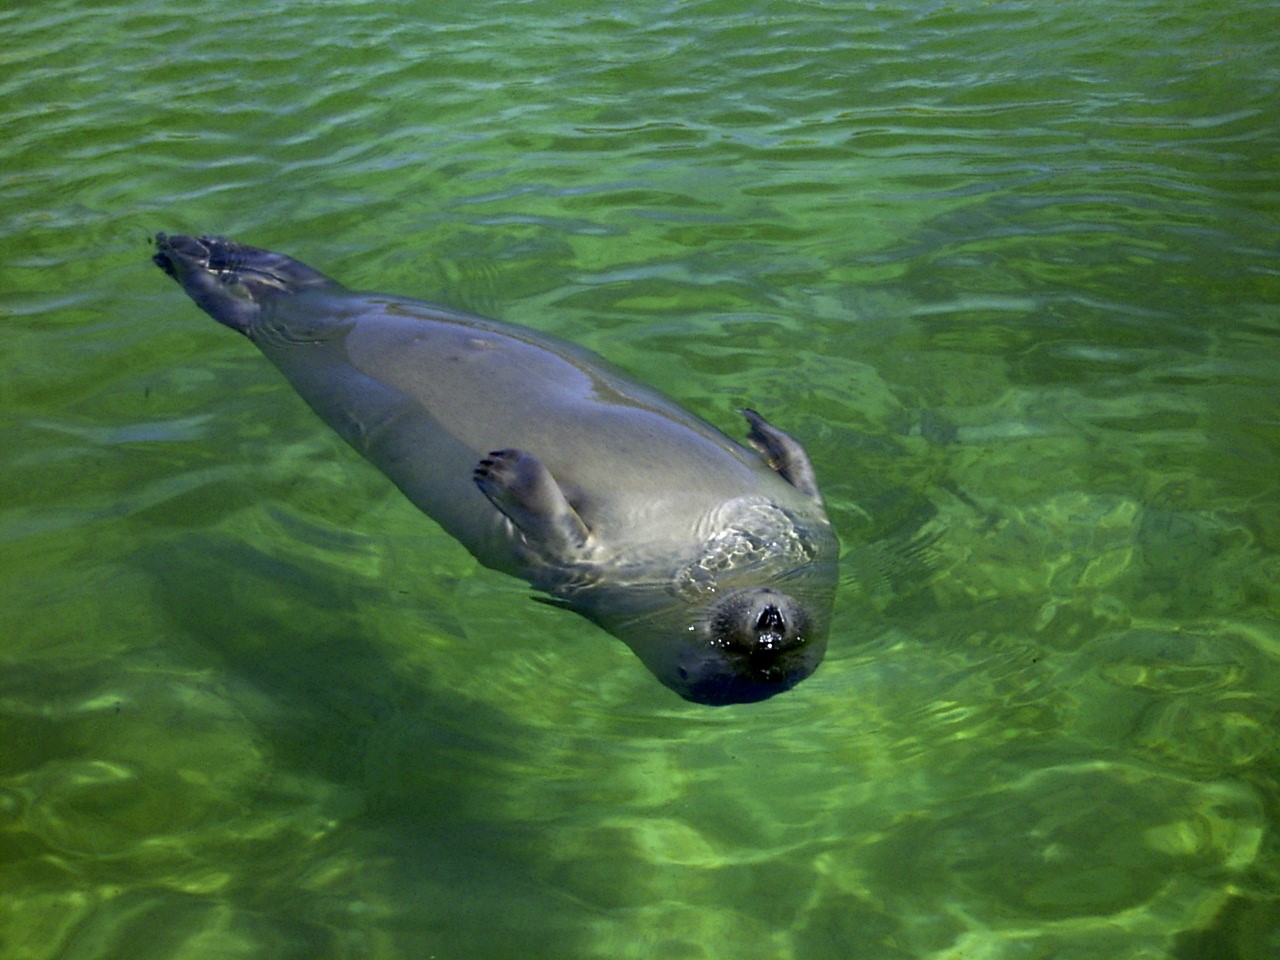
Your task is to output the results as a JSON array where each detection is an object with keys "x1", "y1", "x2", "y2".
[
  {"x1": 754, "y1": 602, "x2": 787, "y2": 652},
  {"x1": 688, "y1": 587, "x2": 818, "y2": 705},
  {"x1": 709, "y1": 587, "x2": 811, "y2": 660}
]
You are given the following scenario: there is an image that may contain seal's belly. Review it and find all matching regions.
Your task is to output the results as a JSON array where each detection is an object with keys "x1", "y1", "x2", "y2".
[{"x1": 316, "y1": 296, "x2": 771, "y2": 539}]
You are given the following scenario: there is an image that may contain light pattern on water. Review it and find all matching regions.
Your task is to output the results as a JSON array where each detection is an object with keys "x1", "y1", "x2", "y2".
[{"x1": 2, "y1": 0, "x2": 1279, "y2": 958}]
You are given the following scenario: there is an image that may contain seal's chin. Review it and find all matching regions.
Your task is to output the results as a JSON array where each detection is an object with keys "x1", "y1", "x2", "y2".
[{"x1": 677, "y1": 666, "x2": 808, "y2": 706}]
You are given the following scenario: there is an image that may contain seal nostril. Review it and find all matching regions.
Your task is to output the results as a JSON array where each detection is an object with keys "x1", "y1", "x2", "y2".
[{"x1": 755, "y1": 603, "x2": 785, "y2": 634}]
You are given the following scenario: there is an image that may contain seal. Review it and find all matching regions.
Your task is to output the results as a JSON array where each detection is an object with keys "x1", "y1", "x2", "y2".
[{"x1": 152, "y1": 233, "x2": 839, "y2": 704}]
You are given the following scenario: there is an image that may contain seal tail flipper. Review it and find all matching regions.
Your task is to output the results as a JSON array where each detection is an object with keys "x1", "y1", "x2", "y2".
[
  {"x1": 152, "y1": 233, "x2": 337, "y2": 334},
  {"x1": 473, "y1": 449, "x2": 592, "y2": 565},
  {"x1": 742, "y1": 409, "x2": 824, "y2": 503}
]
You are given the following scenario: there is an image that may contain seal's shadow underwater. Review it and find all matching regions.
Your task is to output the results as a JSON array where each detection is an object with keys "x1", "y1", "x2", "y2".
[{"x1": 153, "y1": 234, "x2": 839, "y2": 704}]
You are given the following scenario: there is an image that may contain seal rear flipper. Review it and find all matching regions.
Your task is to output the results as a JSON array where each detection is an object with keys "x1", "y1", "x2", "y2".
[
  {"x1": 742, "y1": 409, "x2": 823, "y2": 503},
  {"x1": 152, "y1": 233, "x2": 337, "y2": 335},
  {"x1": 473, "y1": 449, "x2": 592, "y2": 564}
]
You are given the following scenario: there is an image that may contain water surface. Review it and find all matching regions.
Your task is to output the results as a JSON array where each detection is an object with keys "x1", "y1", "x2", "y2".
[{"x1": 3, "y1": 1, "x2": 1279, "y2": 957}]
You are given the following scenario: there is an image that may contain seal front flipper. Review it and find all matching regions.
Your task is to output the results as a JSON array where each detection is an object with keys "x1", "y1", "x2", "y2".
[
  {"x1": 742, "y1": 409, "x2": 823, "y2": 503},
  {"x1": 473, "y1": 449, "x2": 592, "y2": 564}
]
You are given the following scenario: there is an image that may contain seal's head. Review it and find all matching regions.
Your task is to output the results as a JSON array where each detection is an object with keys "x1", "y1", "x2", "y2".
[
  {"x1": 673, "y1": 587, "x2": 825, "y2": 705},
  {"x1": 153, "y1": 233, "x2": 333, "y2": 334}
]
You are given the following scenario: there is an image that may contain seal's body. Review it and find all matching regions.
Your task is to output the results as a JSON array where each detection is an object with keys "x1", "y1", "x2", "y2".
[{"x1": 153, "y1": 234, "x2": 839, "y2": 704}]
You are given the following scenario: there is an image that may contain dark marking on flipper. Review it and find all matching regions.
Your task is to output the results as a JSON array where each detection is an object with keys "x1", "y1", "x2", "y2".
[{"x1": 742, "y1": 409, "x2": 823, "y2": 503}]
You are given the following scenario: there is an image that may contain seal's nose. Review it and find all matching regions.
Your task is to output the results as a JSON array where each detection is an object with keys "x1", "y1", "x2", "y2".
[
  {"x1": 756, "y1": 603, "x2": 784, "y2": 633},
  {"x1": 753, "y1": 602, "x2": 787, "y2": 654}
]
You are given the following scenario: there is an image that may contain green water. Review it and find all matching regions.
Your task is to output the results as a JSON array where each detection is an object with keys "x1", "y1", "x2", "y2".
[{"x1": 3, "y1": 0, "x2": 1279, "y2": 957}]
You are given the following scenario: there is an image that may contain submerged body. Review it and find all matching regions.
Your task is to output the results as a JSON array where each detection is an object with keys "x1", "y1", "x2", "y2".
[{"x1": 153, "y1": 234, "x2": 839, "y2": 704}]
